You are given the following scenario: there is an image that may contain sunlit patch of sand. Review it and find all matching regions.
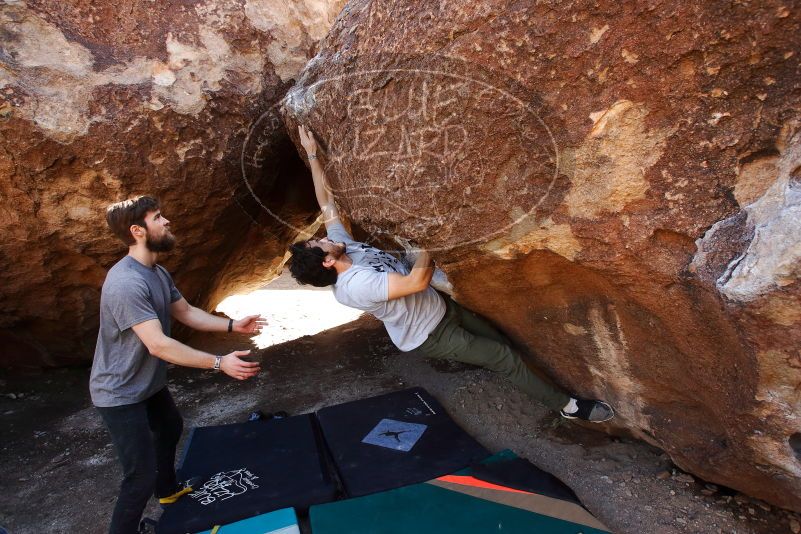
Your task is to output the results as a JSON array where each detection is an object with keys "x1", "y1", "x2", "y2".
[{"x1": 216, "y1": 272, "x2": 363, "y2": 349}]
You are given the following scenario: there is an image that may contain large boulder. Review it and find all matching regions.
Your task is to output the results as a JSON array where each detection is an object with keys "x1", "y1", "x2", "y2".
[
  {"x1": 281, "y1": 0, "x2": 801, "y2": 510},
  {"x1": 0, "y1": 0, "x2": 344, "y2": 365}
]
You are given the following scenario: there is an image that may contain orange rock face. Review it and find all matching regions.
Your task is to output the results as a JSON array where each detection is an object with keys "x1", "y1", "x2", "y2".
[
  {"x1": 0, "y1": 0, "x2": 344, "y2": 365},
  {"x1": 281, "y1": 0, "x2": 801, "y2": 510}
]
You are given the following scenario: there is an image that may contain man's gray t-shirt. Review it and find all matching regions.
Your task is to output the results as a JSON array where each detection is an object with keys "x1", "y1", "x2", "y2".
[
  {"x1": 327, "y1": 222, "x2": 445, "y2": 351},
  {"x1": 90, "y1": 255, "x2": 182, "y2": 407}
]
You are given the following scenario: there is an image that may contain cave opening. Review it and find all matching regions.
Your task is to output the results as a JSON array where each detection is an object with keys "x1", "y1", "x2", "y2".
[
  {"x1": 790, "y1": 433, "x2": 801, "y2": 462},
  {"x1": 215, "y1": 129, "x2": 362, "y2": 348},
  {"x1": 233, "y1": 128, "x2": 320, "y2": 227}
]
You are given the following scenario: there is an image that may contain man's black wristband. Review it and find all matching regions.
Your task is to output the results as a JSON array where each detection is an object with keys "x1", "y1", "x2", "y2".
[{"x1": 227, "y1": 318, "x2": 233, "y2": 333}]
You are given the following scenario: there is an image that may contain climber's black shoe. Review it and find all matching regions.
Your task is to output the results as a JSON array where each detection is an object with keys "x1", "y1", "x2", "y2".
[
  {"x1": 138, "y1": 517, "x2": 157, "y2": 533},
  {"x1": 560, "y1": 399, "x2": 615, "y2": 423}
]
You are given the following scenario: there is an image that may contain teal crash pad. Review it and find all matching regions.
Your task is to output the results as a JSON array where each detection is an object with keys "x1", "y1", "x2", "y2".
[
  {"x1": 195, "y1": 507, "x2": 299, "y2": 534},
  {"x1": 310, "y1": 451, "x2": 610, "y2": 534}
]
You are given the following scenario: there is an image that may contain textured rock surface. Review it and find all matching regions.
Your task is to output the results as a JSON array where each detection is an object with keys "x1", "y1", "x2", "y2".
[
  {"x1": 282, "y1": 0, "x2": 801, "y2": 510},
  {"x1": 0, "y1": 0, "x2": 343, "y2": 365}
]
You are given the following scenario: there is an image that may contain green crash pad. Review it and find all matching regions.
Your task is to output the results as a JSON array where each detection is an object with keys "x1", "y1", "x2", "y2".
[
  {"x1": 195, "y1": 507, "x2": 299, "y2": 534},
  {"x1": 310, "y1": 450, "x2": 610, "y2": 534}
]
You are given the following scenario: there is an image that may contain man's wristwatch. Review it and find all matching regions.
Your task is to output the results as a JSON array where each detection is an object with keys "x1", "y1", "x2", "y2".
[{"x1": 213, "y1": 355, "x2": 222, "y2": 372}]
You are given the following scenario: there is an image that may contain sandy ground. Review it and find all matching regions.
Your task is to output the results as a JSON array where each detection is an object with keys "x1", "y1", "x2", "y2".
[{"x1": 2, "y1": 286, "x2": 801, "y2": 533}]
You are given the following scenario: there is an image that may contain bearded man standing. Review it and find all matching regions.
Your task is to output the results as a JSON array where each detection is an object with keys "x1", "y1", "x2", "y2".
[{"x1": 90, "y1": 196, "x2": 264, "y2": 534}]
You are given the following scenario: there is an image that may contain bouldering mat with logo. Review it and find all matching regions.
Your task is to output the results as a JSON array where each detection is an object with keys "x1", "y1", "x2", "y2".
[
  {"x1": 156, "y1": 415, "x2": 337, "y2": 534},
  {"x1": 315, "y1": 387, "x2": 489, "y2": 497}
]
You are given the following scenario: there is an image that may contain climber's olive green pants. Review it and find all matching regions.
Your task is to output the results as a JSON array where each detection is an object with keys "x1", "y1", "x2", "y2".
[{"x1": 418, "y1": 296, "x2": 570, "y2": 411}]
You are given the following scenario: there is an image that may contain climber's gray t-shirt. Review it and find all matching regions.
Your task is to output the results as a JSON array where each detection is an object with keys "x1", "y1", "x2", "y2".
[
  {"x1": 89, "y1": 255, "x2": 182, "y2": 407},
  {"x1": 327, "y1": 222, "x2": 445, "y2": 351}
]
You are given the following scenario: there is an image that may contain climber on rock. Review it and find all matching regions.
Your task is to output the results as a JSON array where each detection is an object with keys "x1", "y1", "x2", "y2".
[
  {"x1": 89, "y1": 196, "x2": 265, "y2": 534},
  {"x1": 288, "y1": 125, "x2": 615, "y2": 424}
]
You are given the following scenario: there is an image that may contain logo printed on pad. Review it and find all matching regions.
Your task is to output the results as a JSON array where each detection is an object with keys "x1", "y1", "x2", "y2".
[
  {"x1": 189, "y1": 468, "x2": 259, "y2": 505},
  {"x1": 362, "y1": 418, "x2": 427, "y2": 452}
]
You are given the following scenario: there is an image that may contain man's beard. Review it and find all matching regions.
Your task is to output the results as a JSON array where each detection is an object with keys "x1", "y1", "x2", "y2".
[
  {"x1": 145, "y1": 231, "x2": 176, "y2": 253},
  {"x1": 329, "y1": 242, "x2": 346, "y2": 259}
]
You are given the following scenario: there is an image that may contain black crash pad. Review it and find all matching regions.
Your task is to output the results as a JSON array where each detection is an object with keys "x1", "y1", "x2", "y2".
[
  {"x1": 156, "y1": 414, "x2": 337, "y2": 534},
  {"x1": 316, "y1": 387, "x2": 489, "y2": 497}
]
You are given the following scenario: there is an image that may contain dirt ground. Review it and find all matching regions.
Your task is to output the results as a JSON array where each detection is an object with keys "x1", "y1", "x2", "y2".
[{"x1": 2, "y1": 311, "x2": 801, "y2": 533}]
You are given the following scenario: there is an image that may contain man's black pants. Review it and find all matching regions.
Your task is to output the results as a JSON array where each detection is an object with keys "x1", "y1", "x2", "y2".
[{"x1": 97, "y1": 388, "x2": 183, "y2": 534}]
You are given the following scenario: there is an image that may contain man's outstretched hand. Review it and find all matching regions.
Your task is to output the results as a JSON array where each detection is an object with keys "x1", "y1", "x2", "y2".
[
  {"x1": 298, "y1": 124, "x2": 318, "y2": 156},
  {"x1": 233, "y1": 314, "x2": 267, "y2": 335},
  {"x1": 298, "y1": 124, "x2": 337, "y2": 222},
  {"x1": 220, "y1": 350, "x2": 260, "y2": 381}
]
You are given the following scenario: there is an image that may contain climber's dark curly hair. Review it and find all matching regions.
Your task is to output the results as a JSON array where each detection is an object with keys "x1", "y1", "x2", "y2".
[{"x1": 288, "y1": 241, "x2": 338, "y2": 287}]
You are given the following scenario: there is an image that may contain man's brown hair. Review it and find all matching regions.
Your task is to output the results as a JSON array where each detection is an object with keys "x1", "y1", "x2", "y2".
[{"x1": 106, "y1": 196, "x2": 160, "y2": 246}]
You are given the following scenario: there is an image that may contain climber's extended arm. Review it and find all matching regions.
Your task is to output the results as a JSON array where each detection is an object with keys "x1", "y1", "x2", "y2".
[{"x1": 299, "y1": 125, "x2": 340, "y2": 228}]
